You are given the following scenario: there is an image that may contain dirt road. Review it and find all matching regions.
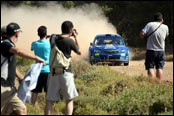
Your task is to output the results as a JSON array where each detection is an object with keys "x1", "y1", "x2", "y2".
[{"x1": 110, "y1": 60, "x2": 173, "y2": 83}]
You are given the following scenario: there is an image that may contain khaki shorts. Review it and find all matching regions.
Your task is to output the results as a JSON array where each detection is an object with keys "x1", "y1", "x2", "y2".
[
  {"x1": 1, "y1": 86, "x2": 26, "y2": 115},
  {"x1": 46, "y1": 72, "x2": 78, "y2": 101}
]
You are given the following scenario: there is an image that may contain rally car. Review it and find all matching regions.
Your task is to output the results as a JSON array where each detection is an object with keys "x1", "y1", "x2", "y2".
[{"x1": 89, "y1": 34, "x2": 129, "y2": 66}]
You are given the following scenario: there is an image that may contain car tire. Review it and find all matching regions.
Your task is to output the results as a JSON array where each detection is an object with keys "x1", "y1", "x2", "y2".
[
  {"x1": 90, "y1": 61, "x2": 95, "y2": 65},
  {"x1": 124, "y1": 62, "x2": 129, "y2": 66}
]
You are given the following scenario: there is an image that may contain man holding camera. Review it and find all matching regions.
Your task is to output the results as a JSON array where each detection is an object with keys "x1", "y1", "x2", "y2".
[
  {"x1": 140, "y1": 12, "x2": 169, "y2": 81},
  {"x1": 45, "y1": 21, "x2": 81, "y2": 115}
]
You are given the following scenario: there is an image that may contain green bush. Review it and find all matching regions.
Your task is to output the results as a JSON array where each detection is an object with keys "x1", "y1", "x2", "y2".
[
  {"x1": 74, "y1": 95, "x2": 112, "y2": 115},
  {"x1": 16, "y1": 55, "x2": 34, "y2": 66},
  {"x1": 112, "y1": 84, "x2": 173, "y2": 115},
  {"x1": 16, "y1": 61, "x2": 173, "y2": 115},
  {"x1": 101, "y1": 80, "x2": 129, "y2": 97}
]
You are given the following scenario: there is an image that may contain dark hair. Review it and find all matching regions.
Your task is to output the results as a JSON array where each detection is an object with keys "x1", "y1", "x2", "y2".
[
  {"x1": 61, "y1": 21, "x2": 74, "y2": 34},
  {"x1": 38, "y1": 26, "x2": 47, "y2": 38},
  {"x1": 154, "y1": 12, "x2": 163, "y2": 21}
]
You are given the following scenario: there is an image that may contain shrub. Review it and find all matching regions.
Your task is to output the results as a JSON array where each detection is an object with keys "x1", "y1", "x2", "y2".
[
  {"x1": 16, "y1": 61, "x2": 173, "y2": 115},
  {"x1": 16, "y1": 55, "x2": 34, "y2": 66},
  {"x1": 112, "y1": 84, "x2": 173, "y2": 115},
  {"x1": 74, "y1": 95, "x2": 112, "y2": 115}
]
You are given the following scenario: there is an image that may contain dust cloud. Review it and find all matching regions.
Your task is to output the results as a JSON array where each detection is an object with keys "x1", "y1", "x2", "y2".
[{"x1": 1, "y1": 2, "x2": 117, "y2": 61}]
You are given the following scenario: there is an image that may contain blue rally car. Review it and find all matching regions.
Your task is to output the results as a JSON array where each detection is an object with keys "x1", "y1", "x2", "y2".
[{"x1": 89, "y1": 34, "x2": 129, "y2": 66}]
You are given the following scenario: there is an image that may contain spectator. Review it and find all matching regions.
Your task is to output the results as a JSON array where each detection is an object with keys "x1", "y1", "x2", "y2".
[
  {"x1": 45, "y1": 21, "x2": 81, "y2": 115},
  {"x1": 1, "y1": 22, "x2": 45, "y2": 115},
  {"x1": 140, "y1": 12, "x2": 169, "y2": 81},
  {"x1": 31, "y1": 26, "x2": 50, "y2": 106}
]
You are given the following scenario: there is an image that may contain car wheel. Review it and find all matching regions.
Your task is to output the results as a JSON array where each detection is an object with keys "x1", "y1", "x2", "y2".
[
  {"x1": 124, "y1": 62, "x2": 129, "y2": 66},
  {"x1": 90, "y1": 61, "x2": 95, "y2": 65}
]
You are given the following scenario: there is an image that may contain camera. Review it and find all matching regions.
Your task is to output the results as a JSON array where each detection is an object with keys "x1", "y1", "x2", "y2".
[
  {"x1": 72, "y1": 29, "x2": 78, "y2": 36},
  {"x1": 46, "y1": 35, "x2": 51, "y2": 39}
]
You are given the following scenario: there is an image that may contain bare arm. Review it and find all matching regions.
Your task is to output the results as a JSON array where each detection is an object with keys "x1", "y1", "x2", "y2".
[
  {"x1": 166, "y1": 34, "x2": 169, "y2": 39},
  {"x1": 140, "y1": 31, "x2": 145, "y2": 39},
  {"x1": 73, "y1": 32, "x2": 82, "y2": 55},
  {"x1": 16, "y1": 68, "x2": 24, "y2": 83},
  {"x1": 76, "y1": 51, "x2": 82, "y2": 55},
  {"x1": 73, "y1": 35, "x2": 80, "y2": 48},
  {"x1": 9, "y1": 47, "x2": 45, "y2": 65}
]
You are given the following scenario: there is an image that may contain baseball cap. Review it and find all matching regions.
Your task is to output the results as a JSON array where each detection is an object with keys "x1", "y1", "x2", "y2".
[{"x1": 7, "y1": 22, "x2": 22, "y2": 36}]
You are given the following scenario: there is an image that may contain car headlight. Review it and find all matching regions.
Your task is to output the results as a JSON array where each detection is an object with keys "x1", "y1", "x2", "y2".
[
  {"x1": 94, "y1": 50, "x2": 101, "y2": 53},
  {"x1": 119, "y1": 49, "x2": 125, "y2": 53}
]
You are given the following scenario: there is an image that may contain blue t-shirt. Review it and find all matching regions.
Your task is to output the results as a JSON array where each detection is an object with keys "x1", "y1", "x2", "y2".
[{"x1": 31, "y1": 39, "x2": 50, "y2": 73}]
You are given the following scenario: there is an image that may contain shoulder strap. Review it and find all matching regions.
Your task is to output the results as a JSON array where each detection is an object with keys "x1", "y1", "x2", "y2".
[
  {"x1": 1, "y1": 57, "x2": 8, "y2": 68},
  {"x1": 1, "y1": 39, "x2": 15, "y2": 68},
  {"x1": 50, "y1": 34, "x2": 59, "y2": 48},
  {"x1": 146, "y1": 23, "x2": 162, "y2": 39},
  {"x1": 1, "y1": 39, "x2": 15, "y2": 47}
]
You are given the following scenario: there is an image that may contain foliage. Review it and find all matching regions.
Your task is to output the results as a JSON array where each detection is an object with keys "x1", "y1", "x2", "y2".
[
  {"x1": 16, "y1": 55, "x2": 34, "y2": 66},
  {"x1": 113, "y1": 84, "x2": 173, "y2": 115},
  {"x1": 15, "y1": 60, "x2": 173, "y2": 115}
]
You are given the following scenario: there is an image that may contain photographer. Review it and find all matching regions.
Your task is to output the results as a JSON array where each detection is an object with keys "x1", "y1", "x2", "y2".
[
  {"x1": 140, "y1": 12, "x2": 169, "y2": 81},
  {"x1": 45, "y1": 21, "x2": 81, "y2": 115}
]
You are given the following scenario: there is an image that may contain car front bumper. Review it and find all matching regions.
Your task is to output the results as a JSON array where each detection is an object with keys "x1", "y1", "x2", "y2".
[{"x1": 90, "y1": 53, "x2": 129, "y2": 63}]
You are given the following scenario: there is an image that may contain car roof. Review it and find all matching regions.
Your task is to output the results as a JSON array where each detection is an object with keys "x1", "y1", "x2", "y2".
[{"x1": 95, "y1": 34, "x2": 122, "y2": 38}]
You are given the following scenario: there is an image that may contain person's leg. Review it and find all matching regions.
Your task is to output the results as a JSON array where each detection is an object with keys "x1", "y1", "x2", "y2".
[
  {"x1": 45, "y1": 74, "x2": 60, "y2": 115},
  {"x1": 65, "y1": 99, "x2": 74, "y2": 115},
  {"x1": 31, "y1": 92, "x2": 38, "y2": 106},
  {"x1": 148, "y1": 68, "x2": 155, "y2": 78},
  {"x1": 61, "y1": 72, "x2": 79, "y2": 115},
  {"x1": 44, "y1": 99, "x2": 54, "y2": 115},
  {"x1": 7, "y1": 93, "x2": 27, "y2": 115},
  {"x1": 156, "y1": 69, "x2": 163, "y2": 81},
  {"x1": 155, "y1": 51, "x2": 165, "y2": 81},
  {"x1": 31, "y1": 73, "x2": 44, "y2": 105},
  {"x1": 145, "y1": 50, "x2": 155, "y2": 78}
]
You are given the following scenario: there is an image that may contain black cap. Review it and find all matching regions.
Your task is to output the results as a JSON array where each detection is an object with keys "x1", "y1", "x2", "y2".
[{"x1": 7, "y1": 22, "x2": 22, "y2": 36}]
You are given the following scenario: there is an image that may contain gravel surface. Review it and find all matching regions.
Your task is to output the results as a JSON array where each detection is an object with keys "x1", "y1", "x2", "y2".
[{"x1": 110, "y1": 60, "x2": 173, "y2": 83}]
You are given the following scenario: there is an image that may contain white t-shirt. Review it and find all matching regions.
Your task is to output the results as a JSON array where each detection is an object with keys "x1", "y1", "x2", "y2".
[{"x1": 142, "y1": 22, "x2": 169, "y2": 51}]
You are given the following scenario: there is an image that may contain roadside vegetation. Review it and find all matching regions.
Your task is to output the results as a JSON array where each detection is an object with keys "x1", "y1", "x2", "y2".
[{"x1": 16, "y1": 57, "x2": 173, "y2": 115}]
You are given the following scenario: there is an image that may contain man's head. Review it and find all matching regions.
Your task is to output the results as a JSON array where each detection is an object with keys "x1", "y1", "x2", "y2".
[
  {"x1": 154, "y1": 12, "x2": 163, "y2": 22},
  {"x1": 7, "y1": 22, "x2": 22, "y2": 37},
  {"x1": 6, "y1": 23, "x2": 22, "y2": 42},
  {"x1": 61, "y1": 21, "x2": 74, "y2": 35},
  {"x1": 38, "y1": 26, "x2": 47, "y2": 39}
]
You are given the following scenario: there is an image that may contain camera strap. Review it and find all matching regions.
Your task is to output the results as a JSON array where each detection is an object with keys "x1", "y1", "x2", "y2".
[{"x1": 146, "y1": 23, "x2": 162, "y2": 39}]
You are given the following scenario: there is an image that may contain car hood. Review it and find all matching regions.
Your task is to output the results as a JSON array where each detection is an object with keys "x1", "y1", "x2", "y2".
[{"x1": 94, "y1": 44, "x2": 127, "y2": 50}]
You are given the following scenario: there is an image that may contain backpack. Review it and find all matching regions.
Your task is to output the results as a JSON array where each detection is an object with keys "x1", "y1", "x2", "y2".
[
  {"x1": 1, "y1": 39, "x2": 15, "y2": 80},
  {"x1": 49, "y1": 34, "x2": 71, "y2": 75}
]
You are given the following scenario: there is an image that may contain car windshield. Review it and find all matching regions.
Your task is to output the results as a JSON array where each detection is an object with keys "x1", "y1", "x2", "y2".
[{"x1": 94, "y1": 36, "x2": 124, "y2": 45}]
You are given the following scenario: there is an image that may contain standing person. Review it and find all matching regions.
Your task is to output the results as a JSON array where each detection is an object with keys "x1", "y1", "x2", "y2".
[
  {"x1": 45, "y1": 21, "x2": 81, "y2": 115},
  {"x1": 140, "y1": 12, "x2": 169, "y2": 81},
  {"x1": 31, "y1": 26, "x2": 51, "y2": 106},
  {"x1": 1, "y1": 22, "x2": 45, "y2": 115}
]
